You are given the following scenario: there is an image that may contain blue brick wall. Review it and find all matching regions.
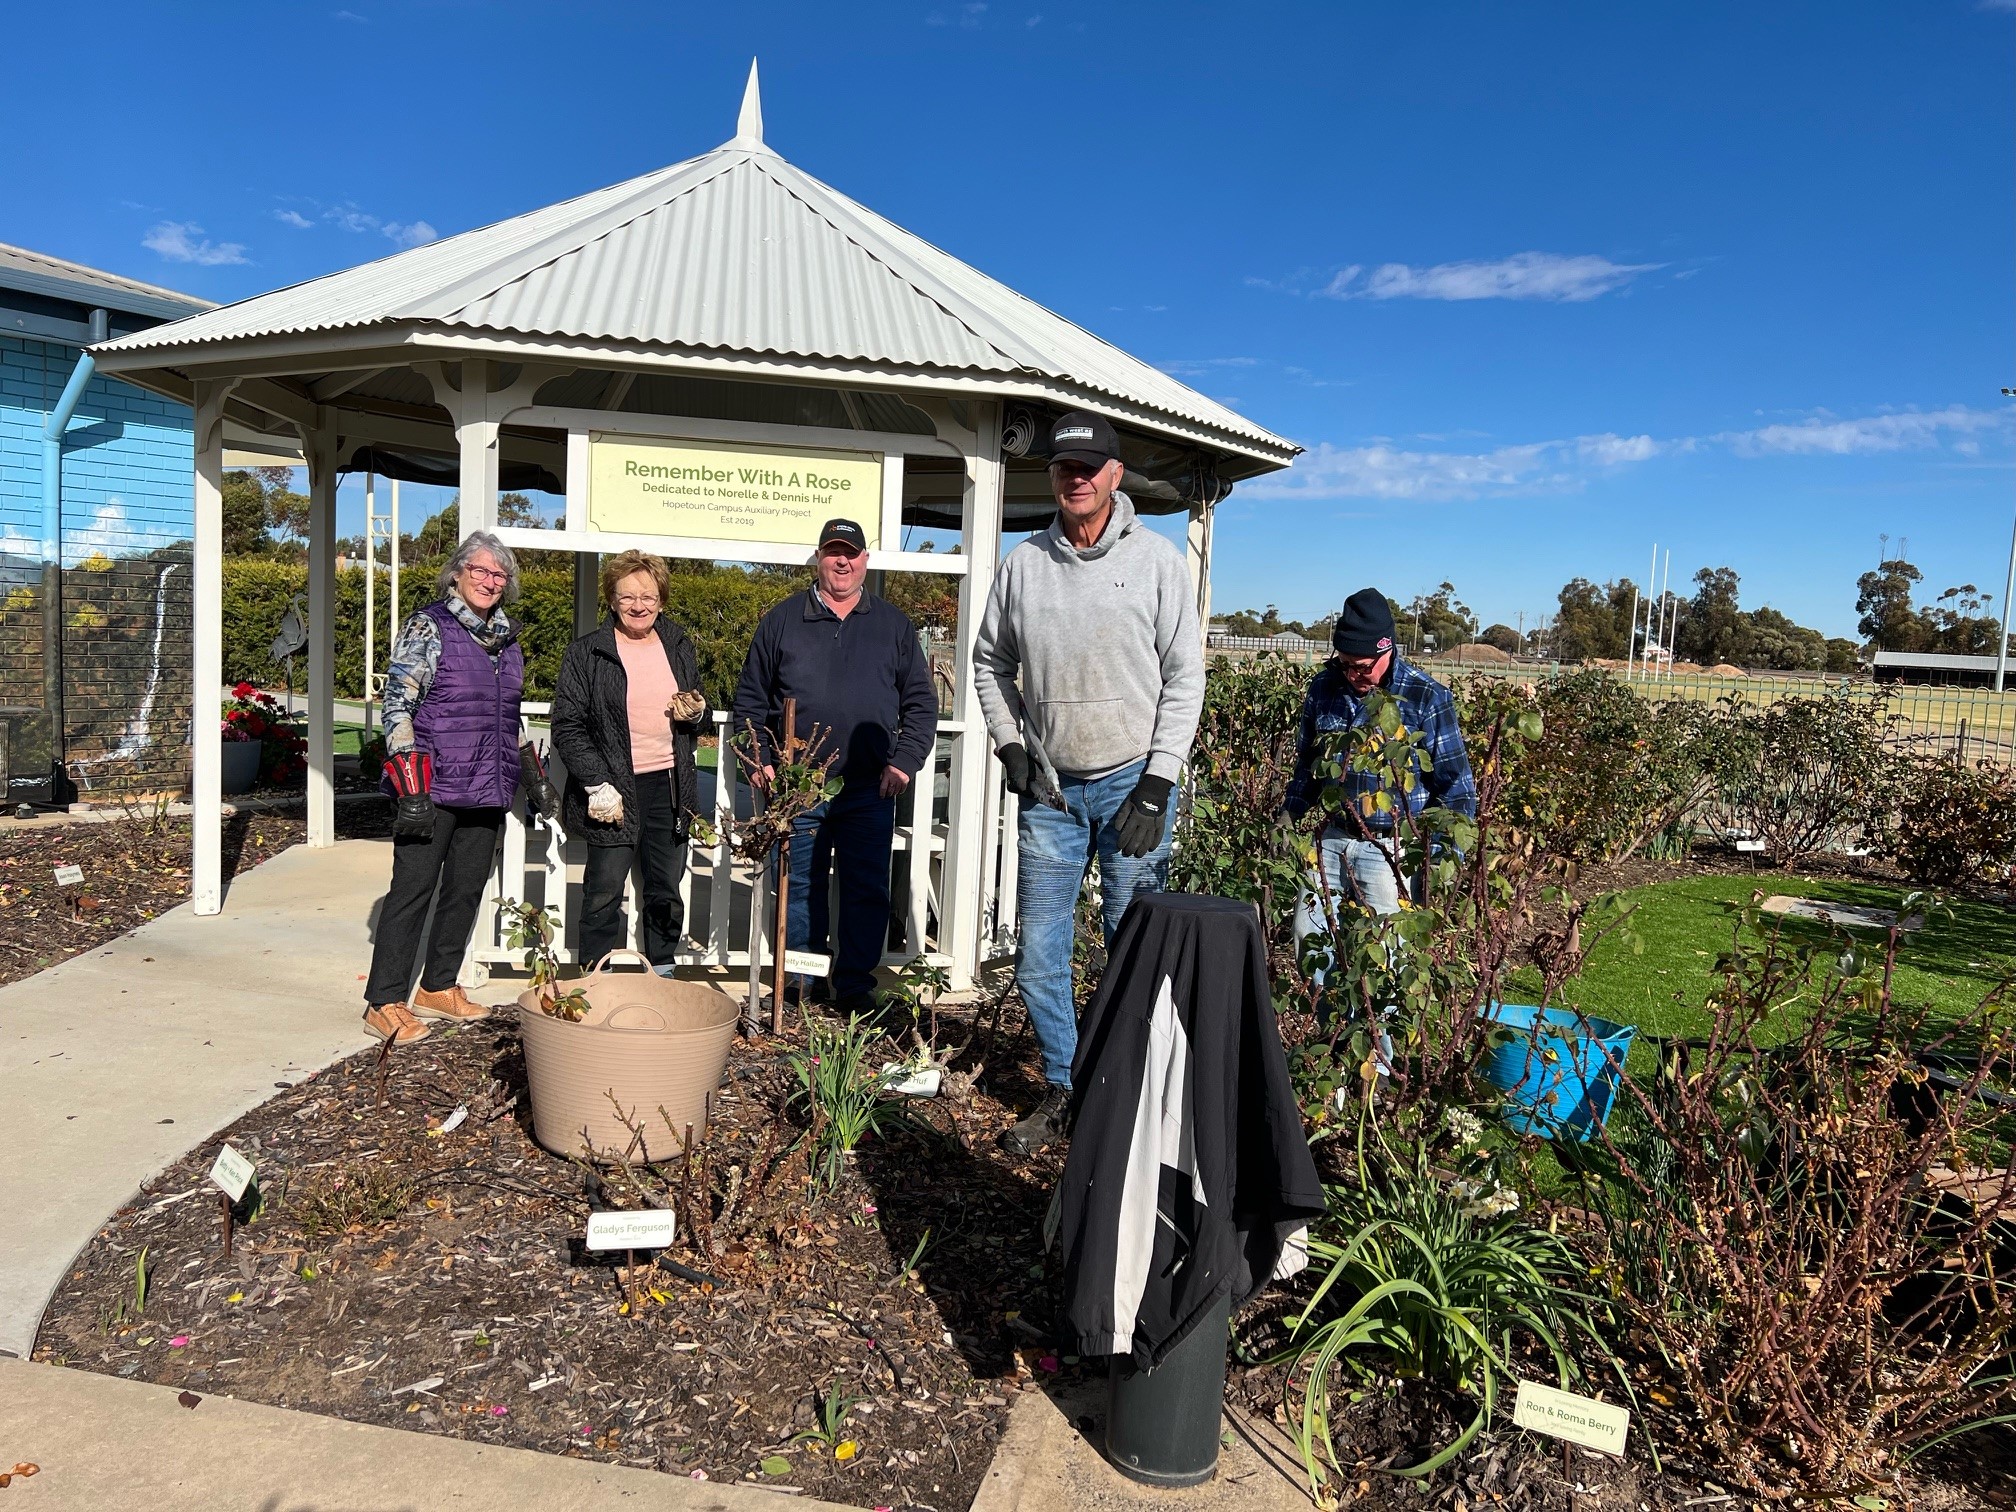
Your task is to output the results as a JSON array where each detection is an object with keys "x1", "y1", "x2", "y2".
[{"x1": 0, "y1": 334, "x2": 195, "y2": 793}]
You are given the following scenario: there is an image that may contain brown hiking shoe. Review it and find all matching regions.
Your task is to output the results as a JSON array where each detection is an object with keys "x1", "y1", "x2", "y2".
[
  {"x1": 411, "y1": 984, "x2": 491, "y2": 1021},
  {"x1": 363, "y1": 1001, "x2": 431, "y2": 1044}
]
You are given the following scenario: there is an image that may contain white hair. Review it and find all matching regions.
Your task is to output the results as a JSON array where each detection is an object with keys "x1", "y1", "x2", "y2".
[{"x1": 439, "y1": 530, "x2": 520, "y2": 604}]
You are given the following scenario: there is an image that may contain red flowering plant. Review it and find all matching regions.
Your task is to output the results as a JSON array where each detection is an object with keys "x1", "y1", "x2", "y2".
[{"x1": 221, "y1": 682, "x2": 308, "y2": 784}]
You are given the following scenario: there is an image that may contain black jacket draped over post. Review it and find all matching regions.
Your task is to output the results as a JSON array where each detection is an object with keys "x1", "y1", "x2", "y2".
[
  {"x1": 549, "y1": 616, "x2": 708, "y2": 847},
  {"x1": 1054, "y1": 893, "x2": 1325, "y2": 1368}
]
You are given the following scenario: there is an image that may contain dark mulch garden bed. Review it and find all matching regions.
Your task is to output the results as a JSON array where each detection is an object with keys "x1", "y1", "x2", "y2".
[
  {"x1": 0, "y1": 796, "x2": 391, "y2": 988},
  {"x1": 22, "y1": 805, "x2": 2014, "y2": 1510},
  {"x1": 33, "y1": 1003, "x2": 1071, "y2": 1510}
]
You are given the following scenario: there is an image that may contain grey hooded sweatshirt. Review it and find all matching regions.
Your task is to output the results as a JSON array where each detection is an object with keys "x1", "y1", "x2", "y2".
[{"x1": 974, "y1": 491, "x2": 1204, "y2": 782}]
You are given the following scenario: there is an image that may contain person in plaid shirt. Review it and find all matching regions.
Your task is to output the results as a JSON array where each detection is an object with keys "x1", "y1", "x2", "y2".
[{"x1": 1284, "y1": 587, "x2": 1477, "y2": 924}]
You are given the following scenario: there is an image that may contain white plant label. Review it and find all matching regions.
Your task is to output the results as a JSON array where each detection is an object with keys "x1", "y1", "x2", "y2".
[
  {"x1": 1512, "y1": 1381, "x2": 1629, "y2": 1457},
  {"x1": 585, "y1": 1209, "x2": 677, "y2": 1251},
  {"x1": 52, "y1": 865, "x2": 84, "y2": 887},
  {"x1": 1734, "y1": 839, "x2": 1765, "y2": 853},
  {"x1": 208, "y1": 1144, "x2": 255, "y2": 1203},
  {"x1": 783, "y1": 950, "x2": 832, "y2": 978}
]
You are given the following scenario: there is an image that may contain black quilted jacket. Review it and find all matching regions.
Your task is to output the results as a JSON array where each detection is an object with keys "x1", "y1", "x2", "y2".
[{"x1": 548, "y1": 616, "x2": 707, "y2": 847}]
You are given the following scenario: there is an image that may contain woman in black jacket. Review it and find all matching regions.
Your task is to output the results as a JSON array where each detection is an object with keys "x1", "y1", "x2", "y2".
[{"x1": 550, "y1": 550, "x2": 709, "y2": 970}]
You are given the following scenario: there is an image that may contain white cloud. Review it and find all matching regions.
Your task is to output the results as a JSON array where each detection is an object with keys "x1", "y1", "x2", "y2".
[
  {"x1": 1721, "y1": 406, "x2": 2008, "y2": 456},
  {"x1": 332, "y1": 8, "x2": 369, "y2": 20},
  {"x1": 961, "y1": 0, "x2": 986, "y2": 22},
  {"x1": 1981, "y1": 0, "x2": 2015, "y2": 12},
  {"x1": 326, "y1": 205, "x2": 377, "y2": 234},
  {"x1": 274, "y1": 209, "x2": 314, "y2": 229},
  {"x1": 1575, "y1": 433, "x2": 1662, "y2": 465},
  {"x1": 1321, "y1": 252, "x2": 1663, "y2": 302},
  {"x1": 1245, "y1": 439, "x2": 1569, "y2": 502},
  {"x1": 383, "y1": 219, "x2": 437, "y2": 248},
  {"x1": 1156, "y1": 356, "x2": 1260, "y2": 377},
  {"x1": 1026, "y1": 12, "x2": 1043, "y2": 23},
  {"x1": 320, "y1": 203, "x2": 437, "y2": 247},
  {"x1": 1245, "y1": 406, "x2": 2009, "y2": 503},
  {"x1": 142, "y1": 221, "x2": 249, "y2": 266}
]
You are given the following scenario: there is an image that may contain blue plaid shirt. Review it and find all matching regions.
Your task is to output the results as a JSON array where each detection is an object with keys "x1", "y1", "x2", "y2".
[{"x1": 1283, "y1": 654, "x2": 1478, "y2": 831}]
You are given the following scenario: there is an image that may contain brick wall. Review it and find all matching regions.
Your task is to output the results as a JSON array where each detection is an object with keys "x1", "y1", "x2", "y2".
[{"x1": 0, "y1": 334, "x2": 195, "y2": 795}]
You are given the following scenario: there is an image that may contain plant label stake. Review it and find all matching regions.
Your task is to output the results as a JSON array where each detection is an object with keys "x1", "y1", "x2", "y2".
[
  {"x1": 1511, "y1": 1380, "x2": 1630, "y2": 1457},
  {"x1": 585, "y1": 1210, "x2": 677, "y2": 1319},
  {"x1": 771, "y1": 696, "x2": 799, "y2": 1035},
  {"x1": 208, "y1": 1144, "x2": 254, "y2": 1259}
]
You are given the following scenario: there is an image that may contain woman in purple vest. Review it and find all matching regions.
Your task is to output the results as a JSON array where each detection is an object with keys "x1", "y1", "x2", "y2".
[
  {"x1": 549, "y1": 549, "x2": 708, "y2": 972},
  {"x1": 364, "y1": 531, "x2": 555, "y2": 1043}
]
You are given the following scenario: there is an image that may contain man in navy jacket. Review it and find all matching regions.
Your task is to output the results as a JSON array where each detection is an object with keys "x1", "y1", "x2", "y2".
[{"x1": 732, "y1": 519, "x2": 938, "y2": 1015}]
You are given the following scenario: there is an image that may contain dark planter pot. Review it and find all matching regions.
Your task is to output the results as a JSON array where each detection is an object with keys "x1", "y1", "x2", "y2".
[{"x1": 220, "y1": 740, "x2": 261, "y2": 795}]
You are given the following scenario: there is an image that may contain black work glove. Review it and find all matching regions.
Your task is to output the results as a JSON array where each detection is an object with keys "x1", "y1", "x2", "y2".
[
  {"x1": 385, "y1": 750, "x2": 436, "y2": 840},
  {"x1": 995, "y1": 742, "x2": 1034, "y2": 797},
  {"x1": 518, "y1": 742, "x2": 560, "y2": 820},
  {"x1": 1111, "y1": 773, "x2": 1174, "y2": 859}
]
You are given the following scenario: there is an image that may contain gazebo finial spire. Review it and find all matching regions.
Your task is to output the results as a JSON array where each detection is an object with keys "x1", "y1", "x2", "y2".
[{"x1": 728, "y1": 59, "x2": 769, "y2": 153}]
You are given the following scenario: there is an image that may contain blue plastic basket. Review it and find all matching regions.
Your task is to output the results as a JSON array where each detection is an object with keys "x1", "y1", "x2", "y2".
[{"x1": 1479, "y1": 1003, "x2": 1636, "y2": 1141}]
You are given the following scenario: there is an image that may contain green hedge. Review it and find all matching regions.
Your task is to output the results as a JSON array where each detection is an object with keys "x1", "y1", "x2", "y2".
[{"x1": 222, "y1": 559, "x2": 803, "y2": 708}]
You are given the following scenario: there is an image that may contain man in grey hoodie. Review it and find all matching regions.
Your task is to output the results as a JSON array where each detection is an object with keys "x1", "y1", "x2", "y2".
[{"x1": 975, "y1": 410, "x2": 1205, "y2": 1153}]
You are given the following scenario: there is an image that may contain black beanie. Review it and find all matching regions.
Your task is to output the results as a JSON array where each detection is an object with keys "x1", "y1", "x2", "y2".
[{"x1": 1331, "y1": 587, "x2": 1397, "y2": 657}]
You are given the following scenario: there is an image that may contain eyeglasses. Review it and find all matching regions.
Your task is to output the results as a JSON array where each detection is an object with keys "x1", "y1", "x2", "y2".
[
  {"x1": 462, "y1": 565, "x2": 509, "y2": 585},
  {"x1": 615, "y1": 594, "x2": 660, "y2": 608}
]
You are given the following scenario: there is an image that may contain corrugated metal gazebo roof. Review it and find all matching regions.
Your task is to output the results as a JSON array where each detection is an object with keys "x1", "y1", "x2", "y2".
[{"x1": 92, "y1": 66, "x2": 1296, "y2": 472}]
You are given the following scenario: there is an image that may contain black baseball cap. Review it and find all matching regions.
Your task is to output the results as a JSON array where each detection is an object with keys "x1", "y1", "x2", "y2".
[
  {"x1": 818, "y1": 518, "x2": 867, "y2": 554},
  {"x1": 1047, "y1": 411, "x2": 1121, "y2": 469}
]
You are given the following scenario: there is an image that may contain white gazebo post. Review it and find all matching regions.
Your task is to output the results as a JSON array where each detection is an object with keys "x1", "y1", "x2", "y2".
[
  {"x1": 190, "y1": 377, "x2": 236, "y2": 915},
  {"x1": 940, "y1": 401, "x2": 1005, "y2": 987},
  {"x1": 1186, "y1": 499, "x2": 1215, "y2": 644},
  {"x1": 457, "y1": 361, "x2": 501, "y2": 535},
  {"x1": 305, "y1": 425, "x2": 339, "y2": 846}
]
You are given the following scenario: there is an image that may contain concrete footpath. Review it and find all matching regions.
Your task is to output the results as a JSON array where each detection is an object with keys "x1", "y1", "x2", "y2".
[
  {"x1": 0, "y1": 839, "x2": 395, "y2": 1361},
  {"x1": 971, "y1": 1380, "x2": 1310, "y2": 1512},
  {"x1": 0, "y1": 1357, "x2": 853, "y2": 1511}
]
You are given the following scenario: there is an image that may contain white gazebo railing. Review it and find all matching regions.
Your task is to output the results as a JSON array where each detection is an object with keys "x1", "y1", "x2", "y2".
[{"x1": 460, "y1": 710, "x2": 1021, "y2": 988}]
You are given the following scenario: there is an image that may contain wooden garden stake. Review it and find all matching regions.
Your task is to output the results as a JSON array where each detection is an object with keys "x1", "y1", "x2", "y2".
[
  {"x1": 771, "y1": 696, "x2": 798, "y2": 1034},
  {"x1": 627, "y1": 1248, "x2": 641, "y2": 1317},
  {"x1": 219, "y1": 1192, "x2": 233, "y2": 1260}
]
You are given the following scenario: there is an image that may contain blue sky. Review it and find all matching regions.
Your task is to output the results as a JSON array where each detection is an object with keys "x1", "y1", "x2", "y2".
[{"x1": 8, "y1": 1, "x2": 2010, "y2": 638}]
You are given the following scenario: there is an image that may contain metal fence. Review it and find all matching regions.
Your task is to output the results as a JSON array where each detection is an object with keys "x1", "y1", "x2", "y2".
[{"x1": 1437, "y1": 663, "x2": 2016, "y2": 766}]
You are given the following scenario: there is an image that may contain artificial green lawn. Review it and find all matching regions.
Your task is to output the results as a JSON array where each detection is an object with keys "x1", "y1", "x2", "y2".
[{"x1": 1513, "y1": 872, "x2": 2016, "y2": 1048}]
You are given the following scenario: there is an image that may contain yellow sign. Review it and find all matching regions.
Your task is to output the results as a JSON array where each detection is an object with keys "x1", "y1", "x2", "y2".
[
  {"x1": 588, "y1": 433, "x2": 882, "y2": 549},
  {"x1": 1512, "y1": 1381, "x2": 1630, "y2": 1456}
]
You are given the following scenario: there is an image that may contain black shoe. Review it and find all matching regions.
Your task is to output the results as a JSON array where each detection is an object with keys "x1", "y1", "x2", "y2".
[
  {"x1": 1000, "y1": 1086, "x2": 1072, "y2": 1155},
  {"x1": 833, "y1": 990, "x2": 879, "y2": 1021}
]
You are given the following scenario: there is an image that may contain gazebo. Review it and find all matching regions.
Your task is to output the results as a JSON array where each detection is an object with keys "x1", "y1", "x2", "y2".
[{"x1": 89, "y1": 65, "x2": 1299, "y2": 988}]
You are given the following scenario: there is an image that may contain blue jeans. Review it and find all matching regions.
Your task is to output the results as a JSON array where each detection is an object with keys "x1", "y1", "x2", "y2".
[
  {"x1": 1294, "y1": 831, "x2": 1408, "y2": 1057},
  {"x1": 1292, "y1": 832, "x2": 1407, "y2": 949},
  {"x1": 776, "y1": 782, "x2": 897, "y2": 1002},
  {"x1": 1016, "y1": 758, "x2": 1174, "y2": 1087}
]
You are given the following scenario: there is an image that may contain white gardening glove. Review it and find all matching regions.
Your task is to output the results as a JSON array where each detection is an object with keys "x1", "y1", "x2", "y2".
[{"x1": 586, "y1": 782, "x2": 625, "y2": 824}]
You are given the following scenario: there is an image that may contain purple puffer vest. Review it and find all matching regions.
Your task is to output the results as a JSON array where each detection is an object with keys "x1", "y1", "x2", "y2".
[{"x1": 411, "y1": 600, "x2": 523, "y2": 809}]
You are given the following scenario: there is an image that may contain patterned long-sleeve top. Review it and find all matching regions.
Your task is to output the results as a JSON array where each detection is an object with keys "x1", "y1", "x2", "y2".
[
  {"x1": 381, "y1": 593, "x2": 520, "y2": 754},
  {"x1": 1283, "y1": 654, "x2": 1478, "y2": 831}
]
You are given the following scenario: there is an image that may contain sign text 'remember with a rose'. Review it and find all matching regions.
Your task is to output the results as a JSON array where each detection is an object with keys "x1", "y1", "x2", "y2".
[{"x1": 588, "y1": 433, "x2": 883, "y2": 550}]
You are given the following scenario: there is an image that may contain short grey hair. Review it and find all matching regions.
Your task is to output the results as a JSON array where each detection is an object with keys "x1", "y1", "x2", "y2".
[{"x1": 439, "y1": 530, "x2": 521, "y2": 605}]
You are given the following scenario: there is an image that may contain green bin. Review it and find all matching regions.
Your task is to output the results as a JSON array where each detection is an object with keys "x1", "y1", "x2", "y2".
[{"x1": 1104, "y1": 1288, "x2": 1231, "y2": 1487}]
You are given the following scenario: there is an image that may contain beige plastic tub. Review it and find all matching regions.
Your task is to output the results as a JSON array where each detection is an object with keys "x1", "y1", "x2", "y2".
[{"x1": 516, "y1": 949, "x2": 739, "y2": 1163}]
